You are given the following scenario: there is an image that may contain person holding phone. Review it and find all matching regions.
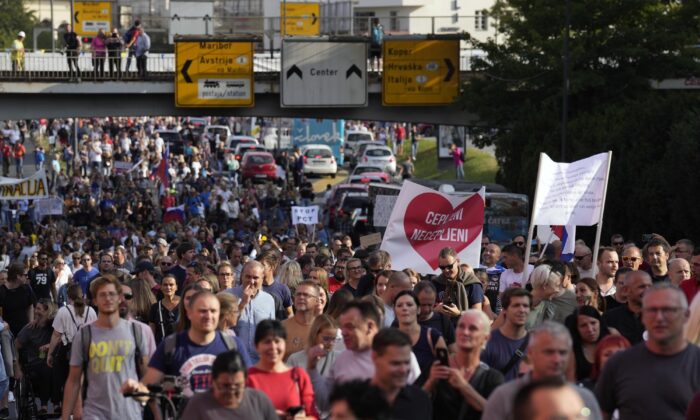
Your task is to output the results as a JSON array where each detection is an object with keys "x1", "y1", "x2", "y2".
[
  {"x1": 433, "y1": 247, "x2": 485, "y2": 325},
  {"x1": 423, "y1": 310, "x2": 504, "y2": 420}
]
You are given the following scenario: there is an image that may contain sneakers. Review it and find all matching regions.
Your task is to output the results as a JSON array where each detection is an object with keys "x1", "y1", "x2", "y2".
[{"x1": 7, "y1": 391, "x2": 14, "y2": 402}]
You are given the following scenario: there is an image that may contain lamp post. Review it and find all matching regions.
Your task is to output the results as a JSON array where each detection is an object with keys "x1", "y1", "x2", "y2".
[{"x1": 561, "y1": 0, "x2": 571, "y2": 161}]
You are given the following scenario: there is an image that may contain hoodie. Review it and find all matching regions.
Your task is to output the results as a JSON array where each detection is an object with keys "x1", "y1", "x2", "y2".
[{"x1": 433, "y1": 267, "x2": 484, "y2": 313}]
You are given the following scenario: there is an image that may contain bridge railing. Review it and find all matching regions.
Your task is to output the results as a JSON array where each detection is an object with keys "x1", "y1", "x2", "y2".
[{"x1": 0, "y1": 49, "x2": 485, "y2": 82}]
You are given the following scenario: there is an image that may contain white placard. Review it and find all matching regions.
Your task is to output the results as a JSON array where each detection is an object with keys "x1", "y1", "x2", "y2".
[
  {"x1": 34, "y1": 197, "x2": 64, "y2": 217},
  {"x1": 291, "y1": 205, "x2": 319, "y2": 225},
  {"x1": 373, "y1": 195, "x2": 397, "y2": 227},
  {"x1": 531, "y1": 153, "x2": 610, "y2": 226},
  {"x1": 380, "y1": 181, "x2": 485, "y2": 274}
]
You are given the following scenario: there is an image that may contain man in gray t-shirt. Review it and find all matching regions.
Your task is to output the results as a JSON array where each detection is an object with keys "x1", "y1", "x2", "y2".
[{"x1": 62, "y1": 276, "x2": 150, "y2": 420}]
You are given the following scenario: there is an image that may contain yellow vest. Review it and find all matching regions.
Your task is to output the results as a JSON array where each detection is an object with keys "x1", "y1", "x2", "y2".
[{"x1": 11, "y1": 39, "x2": 24, "y2": 61}]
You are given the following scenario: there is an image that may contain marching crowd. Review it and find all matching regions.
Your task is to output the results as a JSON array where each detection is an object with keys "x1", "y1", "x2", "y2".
[{"x1": 0, "y1": 117, "x2": 697, "y2": 420}]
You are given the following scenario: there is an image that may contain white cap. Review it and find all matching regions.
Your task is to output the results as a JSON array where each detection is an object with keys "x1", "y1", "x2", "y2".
[{"x1": 18, "y1": 31, "x2": 25, "y2": 38}]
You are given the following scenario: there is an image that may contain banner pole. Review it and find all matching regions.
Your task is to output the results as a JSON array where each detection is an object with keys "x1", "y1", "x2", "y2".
[
  {"x1": 523, "y1": 153, "x2": 546, "y2": 285},
  {"x1": 591, "y1": 151, "x2": 613, "y2": 277},
  {"x1": 539, "y1": 230, "x2": 555, "y2": 260}
]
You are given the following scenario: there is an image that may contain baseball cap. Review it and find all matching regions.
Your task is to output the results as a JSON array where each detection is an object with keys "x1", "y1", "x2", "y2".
[{"x1": 131, "y1": 261, "x2": 155, "y2": 275}]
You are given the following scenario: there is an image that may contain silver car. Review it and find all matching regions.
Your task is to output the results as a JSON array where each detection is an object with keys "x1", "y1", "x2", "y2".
[{"x1": 359, "y1": 145, "x2": 396, "y2": 173}]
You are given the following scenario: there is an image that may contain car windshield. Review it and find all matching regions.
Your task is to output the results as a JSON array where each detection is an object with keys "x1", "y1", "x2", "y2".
[
  {"x1": 209, "y1": 128, "x2": 228, "y2": 138},
  {"x1": 305, "y1": 149, "x2": 332, "y2": 158},
  {"x1": 355, "y1": 166, "x2": 382, "y2": 174},
  {"x1": 247, "y1": 155, "x2": 273, "y2": 164},
  {"x1": 366, "y1": 148, "x2": 391, "y2": 157},
  {"x1": 348, "y1": 133, "x2": 373, "y2": 142},
  {"x1": 342, "y1": 196, "x2": 370, "y2": 211}
]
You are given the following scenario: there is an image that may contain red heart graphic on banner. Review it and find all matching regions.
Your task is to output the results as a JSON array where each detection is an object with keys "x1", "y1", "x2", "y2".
[{"x1": 403, "y1": 192, "x2": 484, "y2": 270}]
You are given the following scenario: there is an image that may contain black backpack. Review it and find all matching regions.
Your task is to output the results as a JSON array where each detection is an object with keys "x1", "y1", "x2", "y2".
[{"x1": 81, "y1": 321, "x2": 144, "y2": 400}]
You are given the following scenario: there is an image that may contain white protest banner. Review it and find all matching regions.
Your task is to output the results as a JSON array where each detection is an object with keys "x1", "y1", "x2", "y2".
[
  {"x1": 523, "y1": 152, "x2": 612, "y2": 283},
  {"x1": 380, "y1": 180, "x2": 485, "y2": 274},
  {"x1": 0, "y1": 169, "x2": 49, "y2": 200},
  {"x1": 531, "y1": 153, "x2": 610, "y2": 226},
  {"x1": 34, "y1": 197, "x2": 63, "y2": 217},
  {"x1": 291, "y1": 206, "x2": 319, "y2": 225},
  {"x1": 113, "y1": 161, "x2": 134, "y2": 174}
]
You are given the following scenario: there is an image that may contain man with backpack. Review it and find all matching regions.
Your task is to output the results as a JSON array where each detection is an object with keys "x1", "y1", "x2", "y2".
[
  {"x1": 121, "y1": 290, "x2": 251, "y2": 401},
  {"x1": 62, "y1": 275, "x2": 150, "y2": 420},
  {"x1": 369, "y1": 18, "x2": 384, "y2": 71}
]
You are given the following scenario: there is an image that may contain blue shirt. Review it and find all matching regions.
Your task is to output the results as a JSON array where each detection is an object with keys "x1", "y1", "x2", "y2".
[
  {"x1": 226, "y1": 287, "x2": 275, "y2": 364},
  {"x1": 262, "y1": 281, "x2": 292, "y2": 310},
  {"x1": 73, "y1": 267, "x2": 99, "y2": 296},
  {"x1": 148, "y1": 331, "x2": 251, "y2": 396}
]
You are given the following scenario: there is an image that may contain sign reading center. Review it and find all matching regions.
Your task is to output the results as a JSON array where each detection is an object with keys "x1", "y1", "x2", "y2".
[
  {"x1": 175, "y1": 39, "x2": 254, "y2": 107},
  {"x1": 382, "y1": 39, "x2": 459, "y2": 106},
  {"x1": 281, "y1": 40, "x2": 367, "y2": 107}
]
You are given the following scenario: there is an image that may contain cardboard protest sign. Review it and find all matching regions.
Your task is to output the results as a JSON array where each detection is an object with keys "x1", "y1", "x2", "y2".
[
  {"x1": 381, "y1": 180, "x2": 485, "y2": 274},
  {"x1": 291, "y1": 206, "x2": 319, "y2": 225}
]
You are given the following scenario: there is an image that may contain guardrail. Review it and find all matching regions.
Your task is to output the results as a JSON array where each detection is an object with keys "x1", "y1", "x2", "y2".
[{"x1": 0, "y1": 49, "x2": 486, "y2": 82}]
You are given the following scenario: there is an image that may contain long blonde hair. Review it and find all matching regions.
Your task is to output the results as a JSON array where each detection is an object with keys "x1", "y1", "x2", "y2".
[{"x1": 278, "y1": 260, "x2": 303, "y2": 294}]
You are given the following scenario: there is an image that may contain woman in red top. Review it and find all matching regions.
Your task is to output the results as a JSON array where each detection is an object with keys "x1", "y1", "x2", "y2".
[{"x1": 247, "y1": 319, "x2": 318, "y2": 419}]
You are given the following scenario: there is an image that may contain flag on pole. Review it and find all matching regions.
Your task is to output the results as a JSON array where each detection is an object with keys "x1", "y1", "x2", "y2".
[
  {"x1": 163, "y1": 204, "x2": 185, "y2": 224},
  {"x1": 152, "y1": 146, "x2": 169, "y2": 192},
  {"x1": 551, "y1": 225, "x2": 576, "y2": 262}
]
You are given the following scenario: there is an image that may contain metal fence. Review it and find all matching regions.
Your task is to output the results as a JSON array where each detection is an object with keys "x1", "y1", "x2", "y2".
[{"x1": 0, "y1": 48, "x2": 485, "y2": 82}]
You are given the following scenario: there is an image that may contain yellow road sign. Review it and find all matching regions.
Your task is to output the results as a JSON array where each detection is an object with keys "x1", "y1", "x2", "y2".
[
  {"x1": 175, "y1": 41, "x2": 254, "y2": 107},
  {"x1": 281, "y1": 3, "x2": 320, "y2": 36},
  {"x1": 382, "y1": 39, "x2": 460, "y2": 106},
  {"x1": 74, "y1": 1, "x2": 112, "y2": 37}
]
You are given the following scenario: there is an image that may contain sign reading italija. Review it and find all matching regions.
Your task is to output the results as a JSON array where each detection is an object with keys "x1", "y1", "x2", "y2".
[
  {"x1": 382, "y1": 39, "x2": 459, "y2": 106},
  {"x1": 175, "y1": 39, "x2": 254, "y2": 107},
  {"x1": 281, "y1": 40, "x2": 367, "y2": 107}
]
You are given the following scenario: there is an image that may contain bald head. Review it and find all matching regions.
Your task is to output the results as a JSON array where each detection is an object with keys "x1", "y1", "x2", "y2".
[
  {"x1": 668, "y1": 258, "x2": 691, "y2": 286},
  {"x1": 383, "y1": 271, "x2": 413, "y2": 305}
]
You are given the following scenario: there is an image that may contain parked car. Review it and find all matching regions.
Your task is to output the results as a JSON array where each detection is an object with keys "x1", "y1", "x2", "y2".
[
  {"x1": 325, "y1": 184, "x2": 368, "y2": 226},
  {"x1": 349, "y1": 164, "x2": 385, "y2": 178},
  {"x1": 349, "y1": 140, "x2": 379, "y2": 167},
  {"x1": 302, "y1": 144, "x2": 337, "y2": 178},
  {"x1": 335, "y1": 191, "x2": 371, "y2": 230},
  {"x1": 345, "y1": 130, "x2": 375, "y2": 160},
  {"x1": 241, "y1": 151, "x2": 277, "y2": 181},
  {"x1": 234, "y1": 143, "x2": 266, "y2": 160},
  {"x1": 348, "y1": 173, "x2": 390, "y2": 184},
  {"x1": 359, "y1": 145, "x2": 396, "y2": 173},
  {"x1": 227, "y1": 135, "x2": 259, "y2": 153}
]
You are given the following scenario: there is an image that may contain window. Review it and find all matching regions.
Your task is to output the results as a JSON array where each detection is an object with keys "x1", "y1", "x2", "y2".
[
  {"x1": 354, "y1": 11, "x2": 374, "y2": 34},
  {"x1": 475, "y1": 10, "x2": 488, "y2": 31},
  {"x1": 390, "y1": 11, "x2": 399, "y2": 31}
]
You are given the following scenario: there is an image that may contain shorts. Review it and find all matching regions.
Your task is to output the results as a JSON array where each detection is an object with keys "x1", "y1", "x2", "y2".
[{"x1": 369, "y1": 47, "x2": 382, "y2": 59}]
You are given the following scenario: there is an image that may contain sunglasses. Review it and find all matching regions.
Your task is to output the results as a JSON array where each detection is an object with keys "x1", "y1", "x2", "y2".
[
  {"x1": 574, "y1": 254, "x2": 590, "y2": 261},
  {"x1": 622, "y1": 257, "x2": 640, "y2": 262},
  {"x1": 613, "y1": 242, "x2": 624, "y2": 246},
  {"x1": 513, "y1": 241, "x2": 524, "y2": 246},
  {"x1": 123, "y1": 293, "x2": 133, "y2": 300},
  {"x1": 439, "y1": 262, "x2": 456, "y2": 270}
]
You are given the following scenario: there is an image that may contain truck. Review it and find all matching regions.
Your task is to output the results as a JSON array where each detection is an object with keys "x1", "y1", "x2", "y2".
[{"x1": 291, "y1": 118, "x2": 345, "y2": 165}]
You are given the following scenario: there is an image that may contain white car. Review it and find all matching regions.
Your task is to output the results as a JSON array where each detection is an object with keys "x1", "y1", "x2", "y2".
[
  {"x1": 234, "y1": 143, "x2": 266, "y2": 160},
  {"x1": 349, "y1": 163, "x2": 385, "y2": 178},
  {"x1": 345, "y1": 130, "x2": 375, "y2": 159},
  {"x1": 359, "y1": 145, "x2": 396, "y2": 173},
  {"x1": 227, "y1": 135, "x2": 258, "y2": 153},
  {"x1": 302, "y1": 144, "x2": 337, "y2": 178}
]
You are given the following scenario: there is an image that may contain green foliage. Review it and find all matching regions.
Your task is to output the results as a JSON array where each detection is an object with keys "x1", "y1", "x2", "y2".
[
  {"x1": 463, "y1": 0, "x2": 700, "y2": 240},
  {"x1": 0, "y1": 0, "x2": 37, "y2": 49}
]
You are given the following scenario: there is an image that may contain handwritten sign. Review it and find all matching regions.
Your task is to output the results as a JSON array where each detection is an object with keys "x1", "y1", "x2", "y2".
[
  {"x1": 291, "y1": 206, "x2": 319, "y2": 225},
  {"x1": 532, "y1": 153, "x2": 610, "y2": 226},
  {"x1": 34, "y1": 197, "x2": 64, "y2": 217}
]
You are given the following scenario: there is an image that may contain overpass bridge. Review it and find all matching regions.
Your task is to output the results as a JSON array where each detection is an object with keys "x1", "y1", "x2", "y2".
[{"x1": 0, "y1": 50, "x2": 480, "y2": 124}]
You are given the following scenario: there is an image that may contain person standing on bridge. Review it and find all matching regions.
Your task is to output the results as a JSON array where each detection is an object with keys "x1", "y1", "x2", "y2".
[
  {"x1": 105, "y1": 29, "x2": 124, "y2": 80},
  {"x1": 91, "y1": 29, "x2": 107, "y2": 79},
  {"x1": 134, "y1": 27, "x2": 151, "y2": 79},
  {"x1": 63, "y1": 24, "x2": 82, "y2": 82},
  {"x1": 11, "y1": 31, "x2": 25, "y2": 73},
  {"x1": 369, "y1": 18, "x2": 384, "y2": 72}
]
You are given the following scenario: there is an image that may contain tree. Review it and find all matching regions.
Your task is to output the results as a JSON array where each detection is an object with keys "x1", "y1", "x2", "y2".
[
  {"x1": 463, "y1": 0, "x2": 700, "y2": 241},
  {"x1": 0, "y1": 0, "x2": 37, "y2": 49}
]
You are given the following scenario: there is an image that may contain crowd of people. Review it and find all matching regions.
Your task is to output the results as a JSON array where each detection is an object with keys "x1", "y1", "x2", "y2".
[{"x1": 0, "y1": 116, "x2": 697, "y2": 420}]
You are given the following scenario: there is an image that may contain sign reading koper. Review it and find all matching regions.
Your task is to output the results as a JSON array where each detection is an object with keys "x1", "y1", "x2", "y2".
[
  {"x1": 175, "y1": 38, "x2": 255, "y2": 107},
  {"x1": 382, "y1": 39, "x2": 460, "y2": 106}
]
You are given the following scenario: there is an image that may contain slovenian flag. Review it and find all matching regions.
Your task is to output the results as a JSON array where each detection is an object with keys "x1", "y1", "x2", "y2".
[
  {"x1": 551, "y1": 225, "x2": 576, "y2": 262},
  {"x1": 163, "y1": 204, "x2": 185, "y2": 224}
]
